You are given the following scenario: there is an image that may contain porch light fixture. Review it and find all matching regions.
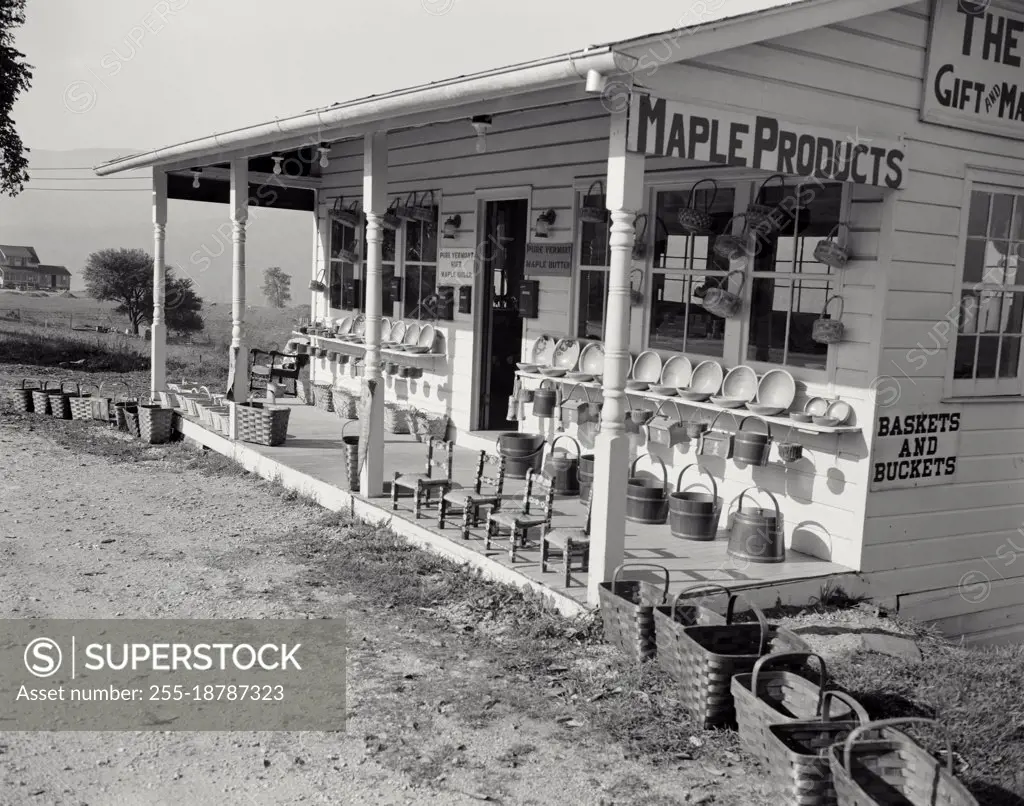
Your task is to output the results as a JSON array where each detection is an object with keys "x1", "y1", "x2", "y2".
[
  {"x1": 470, "y1": 115, "x2": 492, "y2": 154},
  {"x1": 317, "y1": 144, "x2": 330, "y2": 169},
  {"x1": 534, "y1": 209, "x2": 557, "y2": 238},
  {"x1": 442, "y1": 215, "x2": 461, "y2": 239},
  {"x1": 272, "y1": 155, "x2": 283, "y2": 175},
  {"x1": 191, "y1": 168, "x2": 201, "y2": 189}
]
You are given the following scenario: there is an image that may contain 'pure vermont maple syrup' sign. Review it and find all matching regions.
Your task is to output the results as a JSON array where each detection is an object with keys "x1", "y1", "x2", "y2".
[{"x1": 870, "y1": 404, "x2": 963, "y2": 491}]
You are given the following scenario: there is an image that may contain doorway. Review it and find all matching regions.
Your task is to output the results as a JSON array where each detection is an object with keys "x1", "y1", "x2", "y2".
[{"x1": 477, "y1": 198, "x2": 529, "y2": 431}]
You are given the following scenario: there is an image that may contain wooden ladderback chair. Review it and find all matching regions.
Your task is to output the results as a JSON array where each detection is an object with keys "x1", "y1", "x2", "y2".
[
  {"x1": 485, "y1": 469, "x2": 556, "y2": 562},
  {"x1": 438, "y1": 451, "x2": 506, "y2": 540},
  {"x1": 541, "y1": 486, "x2": 593, "y2": 588},
  {"x1": 249, "y1": 349, "x2": 301, "y2": 395},
  {"x1": 391, "y1": 437, "x2": 455, "y2": 519}
]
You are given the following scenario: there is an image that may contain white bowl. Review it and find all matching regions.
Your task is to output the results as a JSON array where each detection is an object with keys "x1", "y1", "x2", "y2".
[
  {"x1": 722, "y1": 365, "x2": 758, "y2": 402},
  {"x1": 710, "y1": 396, "x2": 746, "y2": 409},
  {"x1": 660, "y1": 355, "x2": 692, "y2": 388},
  {"x1": 757, "y1": 368, "x2": 797, "y2": 410},
  {"x1": 825, "y1": 399, "x2": 852, "y2": 424},
  {"x1": 690, "y1": 360, "x2": 724, "y2": 395},
  {"x1": 631, "y1": 350, "x2": 663, "y2": 383}
]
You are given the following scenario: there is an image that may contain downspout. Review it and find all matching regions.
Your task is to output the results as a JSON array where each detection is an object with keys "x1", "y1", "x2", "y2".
[{"x1": 95, "y1": 49, "x2": 637, "y2": 175}]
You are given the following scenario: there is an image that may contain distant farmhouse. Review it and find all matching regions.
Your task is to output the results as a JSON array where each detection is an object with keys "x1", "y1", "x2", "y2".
[{"x1": 0, "y1": 245, "x2": 71, "y2": 291}]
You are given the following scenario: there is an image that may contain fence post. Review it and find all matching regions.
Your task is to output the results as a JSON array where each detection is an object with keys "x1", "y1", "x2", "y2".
[{"x1": 69, "y1": 313, "x2": 73, "y2": 330}]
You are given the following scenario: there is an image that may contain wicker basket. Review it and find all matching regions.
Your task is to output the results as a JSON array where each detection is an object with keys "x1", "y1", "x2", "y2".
[
  {"x1": 413, "y1": 411, "x2": 449, "y2": 443},
  {"x1": 778, "y1": 442, "x2": 803, "y2": 463},
  {"x1": 332, "y1": 388, "x2": 358, "y2": 420},
  {"x1": 812, "y1": 296, "x2": 845, "y2": 345},
  {"x1": 313, "y1": 383, "x2": 334, "y2": 413},
  {"x1": 138, "y1": 404, "x2": 174, "y2": 444},
  {"x1": 814, "y1": 225, "x2": 850, "y2": 269},
  {"x1": 764, "y1": 691, "x2": 869, "y2": 806},
  {"x1": 30, "y1": 382, "x2": 58, "y2": 416},
  {"x1": 341, "y1": 420, "x2": 360, "y2": 491},
  {"x1": 11, "y1": 379, "x2": 40, "y2": 413},
  {"x1": 206, "y1": 405, "x2": 231, "y2": 436},
  {"x1": 50, "y1": 382, "x2": 80, "y2": 420},
  {"x1": 580, "y1": 180, "x2": 607, "y2": 224},
  {"x1": 125, "y1": 406, "x2": 141, "y2": 438},
  {"x1": 712, "y1": 214, "x2": 751, "y2": 262},
  {"x1": 702, "y1": 270, "x2": 746, "y2": 319},
  {"x1": 828, "y1": 719, "x2": 978, "y2": 806},
  {"x1": 236, "y1": 401, "x2": 291, "y2": 446},
  {"x1": 158, "y1": 389, "x2": 180, "y2": 409},
  {"x1": 598, "y1": 563, "x2": 670, "y2": 663},
  {"x1": 733, "y1": 652, "x2": 858, "y2": 768},
  {"x1": 69, "y1": 386, "x2": 97, "y2": 421},
  {"x1": 677, "y1": 178, "x2": 718, "y2": 234},
  {"x1": 746, "y1": 174, "x2": 787, "y2": 234},
  {"x1": 384, "y1": 402, "x2": 410, "y2": 434},
  {"x1": 662, "y1": 594, "x2": 809, "y2": 729},
  {"x1": 653, "y1": 584, "x2": 731, "y2": 663}
]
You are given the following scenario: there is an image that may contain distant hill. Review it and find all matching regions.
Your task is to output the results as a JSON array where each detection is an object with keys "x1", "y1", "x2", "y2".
[{"x1": 0, "y1": 149, "x2": 312, "y2": 305}]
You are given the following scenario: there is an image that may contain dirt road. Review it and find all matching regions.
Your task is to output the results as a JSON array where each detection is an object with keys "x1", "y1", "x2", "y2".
[{"x1": 0, "y1": 414, "x2": 774, "y2": 806}]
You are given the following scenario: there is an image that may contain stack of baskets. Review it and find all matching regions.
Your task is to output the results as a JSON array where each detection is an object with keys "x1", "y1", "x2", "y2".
[
  {"x1": 383, "y1": 401, "x2": 410, "y2": 434},
  {"x1": 313, "y1": 383, "x2": 334, "y2": 413},
  {"x1": 598, "y1": 564, "x2": 671, "y2": 662},
  {"x1": 332, "y1": 388, "x2": 359, "y2": 419},
  {"x1": 235, "y1": 401, "x2": 291, "y2": 446}
]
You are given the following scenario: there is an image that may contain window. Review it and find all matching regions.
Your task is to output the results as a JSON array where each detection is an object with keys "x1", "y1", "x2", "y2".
[
  {"x1": 329, "y1": 218, "x2": 359, "y2": 311},
  {"x1": 952, "y1": 185, "x2": 1024, "y2": 396},
  {"x1": 576, "y1": 188, "x2": 612, "y2": 339},
  {"x1": 403, "y1": 208, "x2": 438, "y2": 320},
  {"x1": 745, "y1": 181, "x2": 843, "y2": 370},
  {"x1": 648, "y1": 184, "x2": 737, "y2": 357}
]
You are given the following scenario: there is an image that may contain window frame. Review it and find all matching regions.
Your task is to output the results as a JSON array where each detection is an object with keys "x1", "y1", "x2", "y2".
[
  {"x1": 572, "y1": 185, "x2": 613, "y2": 341},
  {"x1": 945, "y1": 167, "x2": 1024, "y2": 399}
]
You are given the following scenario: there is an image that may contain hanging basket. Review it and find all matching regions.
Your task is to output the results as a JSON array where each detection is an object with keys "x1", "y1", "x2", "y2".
[
  {"x1": 812, "y1": 295, "x2": 845, "y2": 345},
  {"x1": 712, "y1": 214, "x2": 752, "y2": 262},
  {"x1": 409, "y1": 190, "x2": 437, "y2": 222},
  {"x1": 580, "y1": 180, "x2": 607, "y2": 224},
  {"x1": 631, "y1": 214, "x2": 649, "y2": 259},
  {"x1": 330, "y1": 196, "x2": 364, "y2": 228},
  {"x1": 702, "y1": 270, "x2": 745, "y2": 318},
  {"x1": 396, "y1": 191, "x2": 419, "y2": 221},
  {"x1": 338, "y1": 242, "x2": 360, "y2": 263},
  {"x1": 814, "y1": 224, "x2": 851, "y2": 269},
  {"x1": 308, "y1": 278, "x2": 327, "y2": 293},
  {"x1": 778, "y1": 442, "x2": 803, "y2": 463},
  {"x1": 381, "y1": 197, "x2": 403, "y2": 231},
  {"x1": 10, "y1": 378, "x2": 40, "y2": 413},
  {"x1": 677, "y1": 178, "x2": 718, "y2": 234},
  {"x1": 236, "y1": 401, "x2": 290, "y2": 446},
  {"x1": 746, "y1": 174, "x2": 787, "y2": 235},
  {"x1": 138, "y1": 403, "x2": 175, "y2": 444},
  {"x1": 383, "y1": 402, "x2": 409, "y2": 434},
  {"x1": 597, "y1": 563, "x2": 670, "y2": 663}
]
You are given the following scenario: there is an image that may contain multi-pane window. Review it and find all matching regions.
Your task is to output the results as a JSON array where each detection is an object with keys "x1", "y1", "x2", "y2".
[
  {"x1": 953, "y1": 187, "x2": 1024, "y2": 395},
  {"x1": 576, "y1": 189, "x2": 612, "y2": 339},
  {"x1": 329, "y1": 218, "x2": 359, "y2": 311},
  {"x1": 745, "y1": 181, "x2": 842, "y2": 370},
  {"x1": 403, "y1": 208, "x2": 439, "y2": 320},
  {"x1": 648, "y1": 185, "x2": 736, "y2": 358}
]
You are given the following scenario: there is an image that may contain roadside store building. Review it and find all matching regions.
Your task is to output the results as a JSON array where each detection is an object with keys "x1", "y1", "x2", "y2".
[{"x1": 97, "y1": 0, "x2": 1024, "y2": 642}]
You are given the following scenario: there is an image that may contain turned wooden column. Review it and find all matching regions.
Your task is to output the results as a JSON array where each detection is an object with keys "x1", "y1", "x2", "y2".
[
  {"x1": 150, "y1": 168, "x2": 168, "y2": 398},
  {"x1": 230, "y1": 158, "x2": 249, "y2": 405}
]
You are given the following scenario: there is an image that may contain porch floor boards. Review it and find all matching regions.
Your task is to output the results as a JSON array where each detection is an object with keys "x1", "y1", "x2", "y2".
[{"x1": 182, "y1": 398, "x2": 851, "y2": 609}]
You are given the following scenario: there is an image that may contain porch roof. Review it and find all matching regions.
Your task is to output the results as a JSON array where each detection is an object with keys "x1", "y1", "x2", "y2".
[{"x1": 94, "y1": 0, "x2": 918, "y2": 178}]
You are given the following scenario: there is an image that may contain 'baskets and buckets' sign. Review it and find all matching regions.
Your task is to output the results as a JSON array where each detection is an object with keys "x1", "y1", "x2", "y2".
[
  {"x1": 870, "y1": 404, "x2": 963, "y2": 491},
  {"x1": 922, "y1": 0, "x2": 1024, "y2": 139},
  {"x1": 627, "y1": 92, "x2": 907, "y2": 189}
]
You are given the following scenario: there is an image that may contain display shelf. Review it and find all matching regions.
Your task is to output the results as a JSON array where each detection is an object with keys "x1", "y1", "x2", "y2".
[
  {"x1": 515, "y1": 371, "x2": 861, "y2": 435},
  {"x1": 309, "y1": 335, "x2": 445, "y2": 365}
]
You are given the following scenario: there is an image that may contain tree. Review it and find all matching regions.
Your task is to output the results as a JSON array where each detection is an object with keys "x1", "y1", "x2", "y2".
[
  {"x1": 0, "y1": 1, "x2": 32, "y2": 197},
  {"x1": 261, "y1": 267, "x2": 291, "y2": 308},
  {"x1": 83, "y1": 248, "x2": 151, "y2": 334},
  {"x1": 160, "y1": 274, "x2": 204, "y2": 336}
]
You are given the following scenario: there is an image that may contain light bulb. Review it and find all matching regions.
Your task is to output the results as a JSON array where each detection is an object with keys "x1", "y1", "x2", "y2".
[
  {"x1": 318, "y1": 147, "x2": 329, "y2": 169},
  {"x1": 192, "y1": 171, "x2": 200, "y2": 189},
  {"x1": 272, "y1": 156, "x2": 283, "y2": 175}
]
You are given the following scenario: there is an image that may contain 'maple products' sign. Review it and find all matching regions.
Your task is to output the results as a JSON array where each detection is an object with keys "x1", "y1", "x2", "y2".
[
  {"x1": 922, "y1": 0, "x2": 1024, "y2": 139},
  {"x1": 627, "y1": 93, "x2": 907, "y2": 189}
]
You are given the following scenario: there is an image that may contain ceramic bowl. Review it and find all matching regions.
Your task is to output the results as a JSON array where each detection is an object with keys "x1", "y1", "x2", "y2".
[
  {"x1": 631, "y1": 350, "x2": 663, "y2": 383},
  {"x1": 625, "y1": 380, "x2": 650, "y2": 391},
  {"x1": 540, "y1": 367, "x2": 567, "y2": 378},
  {"x1": 690, "y1": 360, "x2": 725, "y2": 395},
  {"x1": 517, "y1": 363, "x2": 539, "y2": 373},
  {"x1": 757, "y1": 368, "x2": 797, "y2": 410},
  {"x1": 710, "y1": 396, "x2": 746, "y2": 409},
  {"x1": 405, "y1": 345, "x2": 431, "y2": 355},
  {"x1": 790, "y1": 412, "x2": 813, "y2": 423},
  {"x1": 826, "y1": 400, "x2": 852, "y2": 425},
  {"x1": 745, "y1": 402, "x2": 785, "y2": 416},
  {"x1": 812, "y1": 415, "x2": 840, "y2": 427},
  {"x1": 721, "y1": 365, "x2": 759, "y2": 402},
  {"x1": 677, "y1": 389, "x2": 712, "y2": 402},
  {"x1": 650, "y1": 385, "x2": 677, "y2": 396},
  {"x1": 660, "y1": 355, "x2": 693, "y2": 388},
  {"x1": 579, "y1": 342, "x2": 605, "y2": 375},
  {"x1": 531, "y1": 335, "x2": 556, "y2": 366},
  {"x1": 804, "y1": 397, "x2": 830, "y2": 417},
  {"x1": 565, "y1": 372, "x2": 594, "y2": 382},
  {"x1": 552, "y1": 338, "x2": 582, "y2": 370}
]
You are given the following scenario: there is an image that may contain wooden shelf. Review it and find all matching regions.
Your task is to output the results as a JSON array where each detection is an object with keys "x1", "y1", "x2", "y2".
[
  {"x1": 515, "y1": 372, "x2": 861, "y2": 435},
  {"x1": 309, "y1": 335, "x2": 444, "y2": 365}
]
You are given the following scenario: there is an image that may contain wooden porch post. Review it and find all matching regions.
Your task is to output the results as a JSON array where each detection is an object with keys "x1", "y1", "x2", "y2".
[
  {"x1": 230, "y1": 158, "x2": 249, "y2": 404},
  {"x1": 360, "y1": 131, "x2": 387, "y2": 497},
  {"x1": 587, "y1": 107, "x2": 645, "y2": 607},
  {"x1": 151, "y1": 168, "x2": 168, "y2": 398}
]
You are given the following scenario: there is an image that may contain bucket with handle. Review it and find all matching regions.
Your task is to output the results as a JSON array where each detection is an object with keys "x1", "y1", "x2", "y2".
[
  {"x1": 668, "y1": 464, "x2": 721, "y2": 541},
  {"x1": 626, "y1": 453, "x2": 670, "y2": 525},
  {"x1": 727, "y1": 486, "x2": 785, "y2": 563},
  {"x1": 497, "y1": 432, "x2": 546, "y2": 479},
  {"x1": 532, "y1": 380, "x2": 560, "y2": 419},
  {"x1": 544, "y1": 434, "x2": 581, "y2": 496}
]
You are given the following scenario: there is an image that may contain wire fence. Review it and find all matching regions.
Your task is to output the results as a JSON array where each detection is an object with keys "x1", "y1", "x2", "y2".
[{"x1": 0, "y1": 306, "x2": 128, "y2": 332}]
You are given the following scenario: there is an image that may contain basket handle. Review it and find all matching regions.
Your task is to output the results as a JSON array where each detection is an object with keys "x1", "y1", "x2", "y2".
[
  {"x1": 341, "y1": 419, "x2": 359, "y2": 439},
  {"x1": 586, "y1": 180, "x2": 604, "y2": 199},
  {"x1": 824, "y1": 223, "x2": 847, "y2": 244},
  {"x1": 655, "y1": 216, "x2": 669, "y2": 238},
  {"x1": 725, "y1": 269, "x2": 746, "y2": 293},
  {"x1": 706, "y1": 408, "x2": 738, "y2": 431},
  {"x1": 723, "y1": 594, "x2": 769, "y2": 649},
  {"x1": 688, "y1": 177, "x2": 718, "y2": 212},
  {"x1": 841, "y1": 718, "x2": 950, "y2": 775},
  {"x1": 19, "y1": 378, "x2": 40, "y2": 390},
  {"x1": 60, "y1": 381, "x2": 80, "y2": 394},
  {"x1": 386, "y1": 196, "x2": 401, "y2": 213},
  {"x1": 722, "y1": 212, "x2": 748, "y2": 233},
  {"x1": 629, "y1": 452, "x2": 669, "y2": 492},
  {"x1": 549, "y1": 434, "x2": 581, "y2": 459},
  {"x1": 754, "y1": 173, "x2": 787, "y2": 202},
  {"x1": 673, "y1": 464, "x2": 718, "y2": 501},
  {"x1": 750, "y1": 652, "x2": 827, "y2": 715},
  {"x1": 737, "y1": 415, "x2": 772, "y2": 441},
  {"x1": 669, "y1": 583, "x2": 733, "y2": 621},
  {"x1": 821, "y1": 294, "x2": 844, "y2": 320},
  {"x1": 820, "y1": 690, "x2": 869, "y2": 725},
  {"x1": 611, "y1": 562, "x2": 670, "y2": 604},
  {"x1": 632, "y1": 213, "x2": 648, "y2": 239},
  {"x1": 422, "y1": 189, "x2": 436, "y2": 213}
]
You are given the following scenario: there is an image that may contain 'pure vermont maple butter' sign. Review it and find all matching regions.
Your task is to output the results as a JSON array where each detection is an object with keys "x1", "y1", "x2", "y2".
[
  {"x1": 627, "y1": 93, "x2": 907, "y2": 189},
  {"x1": 870, "y1": 405, "x2": 963, "y2": 491},
  {"x1": 922, "y1": 0, "x2": 1024, "y2": 139}
]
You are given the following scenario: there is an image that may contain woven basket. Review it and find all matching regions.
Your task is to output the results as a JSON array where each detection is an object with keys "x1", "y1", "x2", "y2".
[
  {"x1": 158, "y1": 389, "x2": 180, "y2": 409},
  {"x1": 653, "y1": 584, "x2": 732, "y2": 660},
  {"x1": 746, "y1": 174, "x2": 787, "y2": 234},
  {"x1": 712, "y1": 214, "x2": 751, "y2": 262},
  {"x1": 414, "y1": 411, "x2": 449, "y2": 443},
  {"x1": 69, "y1": 388, "x2": 96, "y2": 421},
  {"x1": 828, "y1": 719, "x2": 978, "y2": 806},
  {"x1": 138, "y1": 404, "x2": 174, "y2": 444},
  {"x1": 10, "y1": 379, "x2": 40, "y2": 413},
  {"x1": 733, "y1": 652, "x2": 854, "y2": 768},
  {"x1": 236, "y1": 401, "x2": 291, "y2": 446},
  {"x1": 332, "y1": 388, "x2": 358, "y2": 420},
  {"x1": 341, "y1": 420, "x2": 360, "y2": 491},
  {"x1": 764, "y1": 691, "x2": 870, "y2": 806},
  {"x1": 812, "y1": 296, "x2": 845, "y2": 345},
  {"x1": 580, "y1": 180, "x2": 607, "y2": 224},
  {"x1": 384, "y1": 403, "x2": 409, "y2": 434},
  {"x1": 662, "y1": 595, "x2": 811, "y2": 729},
  {"x1": 50, "y1": 382, "x2": 80, "y2": 420},
  {"x1": 814, "y1": 225, "x2": 850, "y2": 269},
  {"x1": 31, "y1": 383, "x2": 57, "y2": 416},
  {"x1": 313, "y1": 383, "x2": 334, "y2": 413},
  {"x1": 677, "y1": 178, "x2": 718, "y2": 234},
  {"x1": 125, "y1": 406, "x2": 141, "y2": 438},
  {"x1": 702, "y1": 270, "x2": 745, "y2": 319},
  {"x1": 598, "y1": 563, "x2": 670, "y2": 663},
  {"x1": 206, "y1": 405, "x2": 231, "y2": 436}
]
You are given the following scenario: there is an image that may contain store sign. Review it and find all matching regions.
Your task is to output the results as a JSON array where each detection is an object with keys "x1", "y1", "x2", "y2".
[
  {"x1": 437, "y1": 247, "x2": 476, "y2": 285},
  {"x1": 922, "y1": 0, "x2": 1024, "y2": 139},
  {"x1": 627, "y1": 92, "x2": 907, "y2": 189},
  {"x1": 870, "y1": 404, "x2": 962, "y2": 491},
  {"x1": 524, "y1": 242, "x2": 573, "y2": 277}
]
